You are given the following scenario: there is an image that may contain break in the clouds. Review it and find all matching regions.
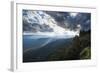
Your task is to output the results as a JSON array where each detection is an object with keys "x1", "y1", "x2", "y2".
[{"x1": 23, "y1": 10, "x2": 91, "y2": 36}]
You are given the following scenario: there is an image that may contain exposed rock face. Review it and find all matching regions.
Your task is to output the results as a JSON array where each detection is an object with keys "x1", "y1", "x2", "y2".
[{"x1": 47, "y1": 30, "x2": 91, "y2": 60}]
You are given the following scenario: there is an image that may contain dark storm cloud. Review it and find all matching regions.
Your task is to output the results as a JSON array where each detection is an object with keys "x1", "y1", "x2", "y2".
[{"x1": 46, "y1": 11, "x2": 91, "y2": 31}]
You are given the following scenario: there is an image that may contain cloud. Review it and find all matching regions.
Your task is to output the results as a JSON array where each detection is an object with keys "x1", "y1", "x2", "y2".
[{"x1": 23, "y1": 10, "x2": 91, "y2": 38}]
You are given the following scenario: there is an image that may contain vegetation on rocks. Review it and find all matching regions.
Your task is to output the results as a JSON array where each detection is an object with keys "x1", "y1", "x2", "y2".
[{"x1": 47, "y1": 30, "x2": 91, "y2": 61}]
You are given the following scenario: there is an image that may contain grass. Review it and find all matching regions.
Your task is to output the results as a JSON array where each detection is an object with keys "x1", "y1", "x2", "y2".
[{"x1": 80, "y1": 47, "x2": 91, "y2": 59}]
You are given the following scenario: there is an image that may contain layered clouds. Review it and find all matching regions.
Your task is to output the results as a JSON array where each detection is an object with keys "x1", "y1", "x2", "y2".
[{"x1": 23, "y1": 10, "x2": 91, "y2": 34}]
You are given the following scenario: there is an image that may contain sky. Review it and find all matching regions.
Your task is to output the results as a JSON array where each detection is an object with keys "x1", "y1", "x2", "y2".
[{"x1": 23, "y1": 10, "x2": 91, "y2": 34}]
